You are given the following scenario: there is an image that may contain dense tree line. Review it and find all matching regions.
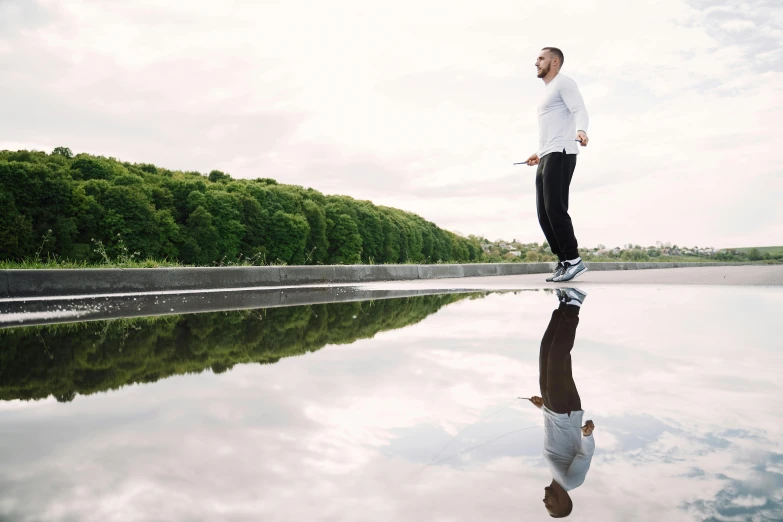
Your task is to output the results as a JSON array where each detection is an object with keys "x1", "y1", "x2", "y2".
[
  {"x1": 0, "y1": 293, "x2": 480, "y2": 402},
  {"x1": 0, "y1": 148, "x2": 483, "y2": 265}
]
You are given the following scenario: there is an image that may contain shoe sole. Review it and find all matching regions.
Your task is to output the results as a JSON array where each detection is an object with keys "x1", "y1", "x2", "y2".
[{"x1": 556, "y1": 266, "x2": 588, "y2": 282}]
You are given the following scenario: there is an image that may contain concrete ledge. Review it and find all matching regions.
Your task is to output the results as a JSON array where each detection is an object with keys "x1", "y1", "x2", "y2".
[
  {"x1": 587, "y1": 262, "x2": 621, "y2": 271},
  {"x1": 462, "y1": 264, "x2": 500, "y2": 277},
  {"x1": 0, "y1": 271, "x2": 8, "y2": 299},
  {"x1": 0, "y1": 286, "x2": 483, "y2": 328},
  {"x1": 0, "y1": 262, "x2": 744, "y2": 299},
  {"x1": 6, "y1": 268, "x2": 173, "y2": 298},
  {"x1": 279, "y1": 266, "x2": 335, "y2": 285},
  {"x1": 169, "y1": 266, "x2": 282, "y2": 290},
  {"x1": 363, "y1": 264, "x2": 420, "y2": 282},
  {"x1": 418, "y1": 265, "x2": 465, "y2": 279}
]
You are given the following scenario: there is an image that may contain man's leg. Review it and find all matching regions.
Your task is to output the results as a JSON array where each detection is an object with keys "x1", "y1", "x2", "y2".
[
  {"x1": 543, "y1": 303, "x2": 582, "y2": 414},
  {"x1": 539, "y1": 307, "x2": 563, "y2": 403},
  {"x1": 541, "y1": 151, "x2": 579, "y2": 261},
  {"x1": 536, "y1": 155, "x2": 564, "y2": 261}
]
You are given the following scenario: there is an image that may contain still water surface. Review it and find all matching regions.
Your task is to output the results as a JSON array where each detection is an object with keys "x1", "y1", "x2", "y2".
[{"x1": 1, "y1": 286, "x2": 781, "y2": 521}]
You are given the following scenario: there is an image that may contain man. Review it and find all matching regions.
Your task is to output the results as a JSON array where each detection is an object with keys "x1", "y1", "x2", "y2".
[
  {"x1": 524, "y1": 47, "x2": 590, "y2": 283},
  {"x1": 528, "y1": 288, "x2": 595, "y2": 518}
]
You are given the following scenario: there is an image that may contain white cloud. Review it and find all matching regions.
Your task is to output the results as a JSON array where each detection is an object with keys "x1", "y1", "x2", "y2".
[{"x1": 720, "y1": 19, "x2": 756, "y2": 31}]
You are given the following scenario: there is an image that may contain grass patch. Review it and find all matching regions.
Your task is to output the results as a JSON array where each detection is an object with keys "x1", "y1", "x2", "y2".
[
  {"x1": 0, "y1": 257, "x2": 756, "y2": 269},
  {"x1": 727, "y1": 246, "x2": 783, "y2": 255},
  {"x1": 584, "y1": 255, "x2": 729, "y2": 263},
  {"x1": 0, "y1": 254, "x2": 767, "y2": 270},
  {"x1": 0, "y1": 258, "x2": 185, "y2": 269}
]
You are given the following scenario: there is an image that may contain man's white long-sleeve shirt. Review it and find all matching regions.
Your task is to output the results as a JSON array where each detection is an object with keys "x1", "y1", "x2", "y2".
[
  {"x1": 537, "y1": 73, "x2": 589, "y2": 158},
  {"x1": 542, "y1": 406, "x2": 595, "y2": 491}
]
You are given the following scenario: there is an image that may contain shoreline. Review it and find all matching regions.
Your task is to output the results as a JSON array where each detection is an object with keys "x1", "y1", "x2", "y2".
[{"x1": 0, "y1": 262, "x2": 744, "y2": 299}]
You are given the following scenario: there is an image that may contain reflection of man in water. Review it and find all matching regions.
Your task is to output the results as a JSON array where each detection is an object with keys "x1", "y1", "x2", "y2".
[{"x1": 529, "y1": 288, "x2": 594, "y2": 518}]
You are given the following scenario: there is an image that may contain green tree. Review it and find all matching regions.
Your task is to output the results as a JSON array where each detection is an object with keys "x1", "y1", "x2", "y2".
[
  {"x1": 204, "y1": 189, "x2": 244, "y2": 260},
  {"x1": 0, "y1": 193, "x2": 34, "y2": 259},
  {"x1": 621, "y1": 249, "x2": 650, "y2": 262},
  {"x1": 354, "y1": 204, "x2": 384, "y2": 263},
  {"x1": 70, "y1": 156, "x2": 123, "y2": 181},
  {"x1": 266, "y1": 211, "x2": 309, "y2": 264},
  {"x1": 0, "y1": 149, "x2": 540, "y2": 267},
  {"x1": 208, "y1": 170, "x2": 231, "y2": 183},
  {"x1": 183, "y1": 206, "x2": 220, "y2": 264},
  {"x1": 102, "y1": 184, "x2": 160, "y2": 257},
  {"x1": 326, "y1": 208, "x2": 362, "y2": 264},
  {"x1": 302, "y1": 200, "x2": 329, "y2": 264},
  {"x1": 238, "y1": 196, "x2": 268, "y2": 258},
  {"x1": 52, "y1": 146, "x2": 73, "y2": 159}
]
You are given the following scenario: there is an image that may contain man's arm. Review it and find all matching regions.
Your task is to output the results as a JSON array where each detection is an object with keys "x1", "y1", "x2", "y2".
[
  {"x1": 562, "y1": 427, "x2": 595, "y2": 489},
  {"x1": 560, "y1": 78, "x2": 590, "y2": 144},
  {"x1": 579, "y1": 420, "x2": 596, "y2": 458},
  {"x1": 578, "y1": 430, "x2": 595, "y2": 458},
  {"x1": 522, "y1": 153, "x2": 540, "y2": 166}
]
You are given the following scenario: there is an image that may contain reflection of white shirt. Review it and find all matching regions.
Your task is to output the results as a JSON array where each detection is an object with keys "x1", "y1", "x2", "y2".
[
  {"x1": 537, "y1": 73, "x2": 589, "y2": 158},
  {"x1": 542, "y1": 406, "x2": 595, "y2": 491}
]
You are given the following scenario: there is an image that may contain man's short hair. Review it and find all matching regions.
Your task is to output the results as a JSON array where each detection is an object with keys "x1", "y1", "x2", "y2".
[
  {"x1": 542, "y1": 47, "x2": 565, "y2": 67},
  {"x1": 550, "y1": 493, "x2": 573, "y2": 518}
]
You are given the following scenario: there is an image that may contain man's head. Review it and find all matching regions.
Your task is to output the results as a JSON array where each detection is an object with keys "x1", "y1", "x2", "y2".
[
  {"x1": 536, "y1": 47, "x2": 564, "y2": 79},
  {"x1": 543, "y1": 480, "x2": 573, "y2": 518}
]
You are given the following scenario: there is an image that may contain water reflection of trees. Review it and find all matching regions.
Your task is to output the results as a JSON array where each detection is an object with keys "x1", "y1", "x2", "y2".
[{"x1": 0, "y1": 294, "x2": 480, "y2": 403}]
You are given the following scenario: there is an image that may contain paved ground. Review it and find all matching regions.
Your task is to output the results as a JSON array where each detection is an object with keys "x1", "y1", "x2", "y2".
[{"x1": 371, "y1": 265, "x2": 783, "y2": 289}]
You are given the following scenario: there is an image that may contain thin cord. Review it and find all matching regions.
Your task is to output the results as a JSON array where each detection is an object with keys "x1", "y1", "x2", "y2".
[
  {"x1": 418, "y1": 400, "x2": 517, "y2": 475},
  {"x1": 417, "y1": 399, "x2": 538, "y2": 475},
  {"x1": 423, "y1": 424, "x2": 544, "y2": 471}
]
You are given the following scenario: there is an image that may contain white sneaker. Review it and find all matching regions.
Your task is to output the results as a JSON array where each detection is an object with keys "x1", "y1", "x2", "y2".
[
  {"x1": 554, "y1": 260, "x2": 588, "y2": 282},
  {"x1": 546, "y1": 262, "x2": 564, "y2": 282},
  {"x1": 561, "y1": 287, "x2": 587, "y2": 305}
]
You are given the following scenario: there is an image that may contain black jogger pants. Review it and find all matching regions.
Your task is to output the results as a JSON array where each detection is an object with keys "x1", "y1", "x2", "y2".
[
  {"x1": 536, "y1": 150, "x2": 579, "y2": 261},
  {"x1": 539, "y1": 304, "x2": 582, "y2": 415}
]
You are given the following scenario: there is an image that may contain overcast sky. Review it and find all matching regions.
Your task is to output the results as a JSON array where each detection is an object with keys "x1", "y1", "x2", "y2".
[{"x1": 1, "y1": 0, "x2": 781, "y2": 248}]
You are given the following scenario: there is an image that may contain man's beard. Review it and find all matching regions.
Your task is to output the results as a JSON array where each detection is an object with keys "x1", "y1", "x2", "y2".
[{"x1": 537, "y1": 65, "x2": 550, "y2": 78}]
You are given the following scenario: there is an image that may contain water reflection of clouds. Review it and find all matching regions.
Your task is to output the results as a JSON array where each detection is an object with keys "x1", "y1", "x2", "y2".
[{"x1": 0, "y1": 287, "x2": 782, "y2": 520}]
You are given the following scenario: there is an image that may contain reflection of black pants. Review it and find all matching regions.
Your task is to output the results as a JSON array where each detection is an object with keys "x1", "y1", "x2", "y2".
[
  {"x1": 536, "y1": 150, "x2": 578, "y2": 261},
  {"x1": 539, "y1": 304, "x2": 581, "y2": 414}
]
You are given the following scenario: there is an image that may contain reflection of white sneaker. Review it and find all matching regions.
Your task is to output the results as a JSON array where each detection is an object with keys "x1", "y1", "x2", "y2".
[
  {"x1": 554, "y1": 260, "x2": 588, "y2": 282},
  {"x1": 561, "y1": 287, "x2": 587, "y2": 306}
]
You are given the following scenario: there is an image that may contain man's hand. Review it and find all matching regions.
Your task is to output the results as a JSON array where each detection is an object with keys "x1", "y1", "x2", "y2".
[
  {"x1": 523, "y1": 153, "x2": 539, "y2": 166},
  {"x1": 529, "y1": 396, "x2": 544, "y2": 409},
  {"x1": 576, "y1": 131, "x2": 589, "y2": 147},
  {"x1": 582, "y1": 420, "x2": 595, "y2": 436}
]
